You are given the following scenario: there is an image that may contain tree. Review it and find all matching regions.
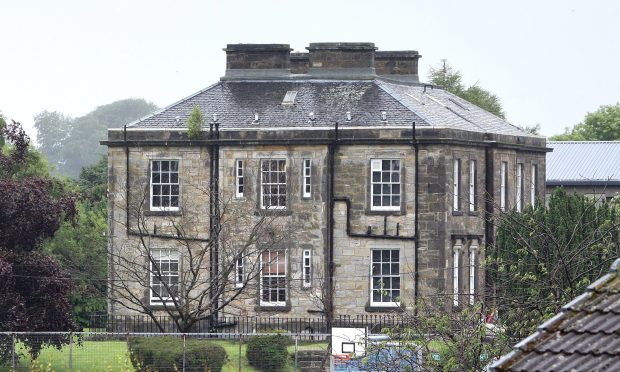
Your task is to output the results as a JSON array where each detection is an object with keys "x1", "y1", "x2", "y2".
[
  {"x1": 551, "y1": 103, "x2": 620, "y2": 140},
  {"x1": 108, "y1": 180, "x2": 299, "y2": 332},
  {"x1": 487, "y1": 188, "x2": 620, "y2": 340},
  {"x1": 33, "y1": 111, "x2": 73, "y2": 170},
  {"x1": 35, "y1": 99, "x2": 157, "y2": 177},
  {"x1": 186, "y1": 105, "x2": 204, "y2": 139},
  {"x1": 43, "y1": 156, "x2": 108, "y2": 326},
  {"x1": 428, "y1": 60, "x2": 506, "y2": 119},
  {"x1": 0, "y1": 119, "x2": 79, "y2": 364},
  {"x1": 361, "y1": 299, "x2": 509, "y2": 372}
]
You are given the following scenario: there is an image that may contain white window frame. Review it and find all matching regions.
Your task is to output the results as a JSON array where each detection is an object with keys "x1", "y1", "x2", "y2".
[
  {"x1": 516, "y1": 163, "x2": 524, "y2": 212},
  {"x1": 260, "y1": 159, "x2": 287, "y2": 210},
  {"x1": 469, "y1": 239, "x2": 479, "y2": 305},
  {"x1": 469, "y1": 160, "x2": 476, "y2": 212},
  {"x1": 150, "y1": 160, "x2": 180, "y2": 211},
  {"x1": 453, "y1": 159, "x2": 460, "y2": 211},
  {"x1": 235, "y1": 160, "x2": 244, "y2": 198},
  {"x1": 370, "y1": 249, "x2": 401, "y2": 307},
  {"x1": 370, "y1": 159, "x2": 401, "y2": 211},
  {"x1": 235, "y1": 256, "x2": 244, "y2": 288},
  {"x1": 302, "y1": 249, "x2": 312, "y2": 288},
  {"x1": 500, "y1": 161, "x2": 508, "y2": 211},
  {"x1": 302, "y1": 159, "x2": 312, "y2": 198},
  {"x1": 531, "y1": 164, "x2": 538, "y2": 206},
  {"x1": 150, "y1": 248, "x2": 179, "y2": 305},
  {"x1": 260, "y1": 250, "x2": 287, "y2": 306},
  {"x1": 453, "y1": 239, "x2": 462, "y2": 307}
]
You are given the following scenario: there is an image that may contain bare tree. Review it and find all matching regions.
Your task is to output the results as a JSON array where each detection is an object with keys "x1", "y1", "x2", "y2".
[{"x1": 108, "y1": 176, "x2": 298, "y2": 332}]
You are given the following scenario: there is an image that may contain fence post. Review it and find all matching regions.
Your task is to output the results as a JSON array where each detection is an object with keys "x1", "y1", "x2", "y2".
[
  {"x1": 238, "y1": 334, "x2": 242, "y2": 372},
  {"x1": 294, "y1": 335, "x2": 298, "y2": 371},
  {"x1": 182, "y1": 334, "x2": 186, "y2": 372},
  {"x1": 11, "y1": 333, "x2": 16, "y2": 371},
  {"x1": 69, "y1": 331, "x2": 73, "y2": 372},
  {"x1": 126, "y1": 332, "x2": 130, "y2": 369}
]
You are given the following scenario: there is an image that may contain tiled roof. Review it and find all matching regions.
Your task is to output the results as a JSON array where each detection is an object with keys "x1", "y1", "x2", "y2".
[
  {"x1": 126, "y1": 79, "x2": 530, "y2": 136},
  {"x1": 547, "y1": 141, "x2": 620, "y2": 185},
  {"x1": 490, "y1": 257, "x2": 620, "y2": 371}
]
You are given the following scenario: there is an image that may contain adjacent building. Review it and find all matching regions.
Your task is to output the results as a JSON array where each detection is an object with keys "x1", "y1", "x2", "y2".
[
  {"x1": 546, "y1": 141, "x2": 620, "y2": 201},
  {"x1": 105, "y1": 42, "x2": 547, "y2": 321}
]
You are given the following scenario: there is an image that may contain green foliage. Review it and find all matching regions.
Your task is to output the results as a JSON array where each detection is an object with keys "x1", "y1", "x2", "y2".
[
  {"x1": 35, "y1": 99, "x2": 157, "y2": 177},
  {"x1": 551, "y1": 103, "x2": 620, "y2": 140},
  {"x1": 128, "y1": 336, "x2": 227, "y2": 372},
  {"x1": 368, "y1": 300, "x2": 510, "y2": 372},
  {"x1": 43, "y1": 156, "x2": 108, "y2": 325},
  {"x1": 246, "y1": 334, "x2": 291, "y2": 372},
  {"x1": 489, "y1": 188, "x2": 620, "y2": 339},
  {"x1": 428, "y1": 61, "x2": 505, "y2": 119},
  {"x1": 186, "y1": 105, "x2": 204, "y2": 139}
]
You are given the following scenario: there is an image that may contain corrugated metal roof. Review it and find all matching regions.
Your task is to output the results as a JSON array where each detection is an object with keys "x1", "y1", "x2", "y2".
[
  {"x1": 125, "y1": 78, "x2": 531, "y2": 137},
  {"x1": 490, "y1": 258, "x2": 620, "y2": 371},
  {"x1": 547, "y1": 141, "x2": 620, "y2": 184}
]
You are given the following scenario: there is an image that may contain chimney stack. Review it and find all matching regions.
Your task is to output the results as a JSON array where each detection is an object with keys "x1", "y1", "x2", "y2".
[
  {"x1": 306, "y1": 42, "x2": 377, "y2": 79},
  {"x1": 222, "y1": 44, "x2": 292, "y2": 80},
  {"x1": 375, "y1": 51, "x2": 421, "y2": 83}
]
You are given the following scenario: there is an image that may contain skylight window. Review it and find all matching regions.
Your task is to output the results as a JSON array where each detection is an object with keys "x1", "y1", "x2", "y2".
[{"x1": 282, "y1": 91, "x2": 298, "y2": 105}]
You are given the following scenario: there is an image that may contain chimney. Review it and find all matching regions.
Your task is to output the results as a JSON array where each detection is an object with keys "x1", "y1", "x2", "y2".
[
  {"x1": 290, "y1": 52, "x2": 309, "y2": 74},
  {"x1": 375, "y1": 51, "x2": 421, "y2": 83},
  {"x1": 222, "y1": 44, "x2": 292, "y2": 80},
  {"x1": 306, "y1": 42, "x2": 377, "y2": 79}
]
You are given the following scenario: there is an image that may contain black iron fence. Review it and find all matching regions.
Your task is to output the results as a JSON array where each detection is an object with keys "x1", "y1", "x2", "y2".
[{"x1": 88, "y1": 314, "x2": 406, "y2": 336}]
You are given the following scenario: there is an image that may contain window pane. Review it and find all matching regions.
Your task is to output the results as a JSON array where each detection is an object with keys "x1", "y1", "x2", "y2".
[
  {"x1": 161, "y1": 161, "x2": 169, "y2": 171},
  {"x1": 392, "y1": 196, "x2": 400, "y2": 206},
  {"x1": 392, "y1": 184, "x2": 400, "y2": 195},
  {"x1": 162, "y1": 185, "x2": 170, "y2": 195},
  {"x1": 372, "y1": 264, "x2": 380, "y2": 276},
  {"x1": 372, "y1": 172, "x2": 380, "y2": 182},
  {"x1": 382, "y1": 184, "x2": 390, "y2": 194},
  {"x1": 392, "y1": 160, "x2": 400, "y2": 171},
  {"x1": 382, "y1": 263, "x2": 390, "y2": 274},
  {"x1": 393, "y1": 277, "x2": 400, "y2": 289},
  {"x1": 382, "y1": 160, "x2": 390, "y2": 169},
  {"x1": 152, "y1": 161, "x2": 160, "y2": 171},
  {"x1": 372, "y1": 196, "x2": 380, "y2": 206},
  {"x1": 152, "y1": 196, "x2": 161, "y2": 207},
  {"x1": 372, "y1": 250, "x2": 381, "y2": 261},
  {"x1": 382, "y1": 250, "x2": 390, "y2": 261},
  {"x1": 170, "y1": 161, "x2": 178, "y2": 171},
  {"x1": 391, "y1": 173, "x2": 399, "y2": 182},
  {"x1": 382, "y1": 172, "x2": 390, "y2": 182},
  {"x1": 171, "y1": 173, "x2": 178, "y2": 183},
  {"x1": 382, "y1": 196, "x2": 390, "y2": 206},
  {"x1": 152, "y1": 173, "x2": 160, "y2": 183}
]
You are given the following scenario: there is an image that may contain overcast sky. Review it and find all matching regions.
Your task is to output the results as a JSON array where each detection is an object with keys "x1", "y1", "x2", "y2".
[{"x1": 2, "y1": 0, "x2": 619, "y2": 140}]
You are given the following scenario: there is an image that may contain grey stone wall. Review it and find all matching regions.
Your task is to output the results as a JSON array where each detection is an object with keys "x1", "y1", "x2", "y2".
[{"x1": 106, "y1": 127, "x2": 548, "y2": 318}]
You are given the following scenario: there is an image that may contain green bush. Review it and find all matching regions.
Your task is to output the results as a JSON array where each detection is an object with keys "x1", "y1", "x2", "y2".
[
  {"x1": 128, "y1": 336, "x2": 227, "y2": 372},
  {"x1": 246, "y1": 334, "x2": 291, "y2": 372}
]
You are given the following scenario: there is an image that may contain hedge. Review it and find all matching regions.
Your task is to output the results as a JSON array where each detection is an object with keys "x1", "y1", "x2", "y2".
[
  {"x1": 246, "y1": 334, "x2": 291, "y2": 372},
  {"x1": 128, "y1": 336, "x2": 227, "y2": 372}
]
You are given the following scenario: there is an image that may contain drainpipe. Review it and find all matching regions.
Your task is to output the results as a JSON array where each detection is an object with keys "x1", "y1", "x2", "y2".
[
  {"x1": 213, "y1": 123, "x2": 221, "y2": 326},
  {"x1": 326, "y1": 122, "x2": 338, "y2": 330},
  {"x1": 412, "y1": 122, "x2": 420, "y2": 313},
  {"x1": 208, "y1": 123, "x2": 215, "y2": 328}
]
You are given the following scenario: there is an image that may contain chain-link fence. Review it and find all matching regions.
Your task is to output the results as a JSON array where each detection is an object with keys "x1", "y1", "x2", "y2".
[{"x1": 0, "y1": 332, "x2": 334, "y2": 372}]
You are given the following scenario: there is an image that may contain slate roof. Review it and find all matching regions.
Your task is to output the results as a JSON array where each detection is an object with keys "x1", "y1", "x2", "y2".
[
  {"x1": 547, "y1": 141, "x2": 620, "y2": 185},
  {"x1": 126, "y1": 79, "x2": 529, "y2": 136},
  {"x1": 490, "y1": 257, "x2": 620, "y2": 371}
]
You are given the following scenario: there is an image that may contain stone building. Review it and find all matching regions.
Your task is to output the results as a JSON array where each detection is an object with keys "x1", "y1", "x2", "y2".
[{"x1": 104, "y1": 42, "x2": 547, "y2": 321}]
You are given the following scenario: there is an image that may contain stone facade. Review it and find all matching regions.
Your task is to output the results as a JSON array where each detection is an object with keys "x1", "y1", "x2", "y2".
[{"x1": 105, "y1": 42, "x2": 549, "y2": 320}]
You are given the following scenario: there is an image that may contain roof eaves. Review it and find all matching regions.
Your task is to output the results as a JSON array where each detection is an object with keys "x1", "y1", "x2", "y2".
[{"x1": 125, "y1": 81, "x2": 222, "y2": 128}]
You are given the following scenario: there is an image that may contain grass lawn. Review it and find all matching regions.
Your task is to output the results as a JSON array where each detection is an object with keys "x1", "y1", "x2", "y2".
[{"x1": 2, "y1": 338, "x2": 328, "y2": 372}]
